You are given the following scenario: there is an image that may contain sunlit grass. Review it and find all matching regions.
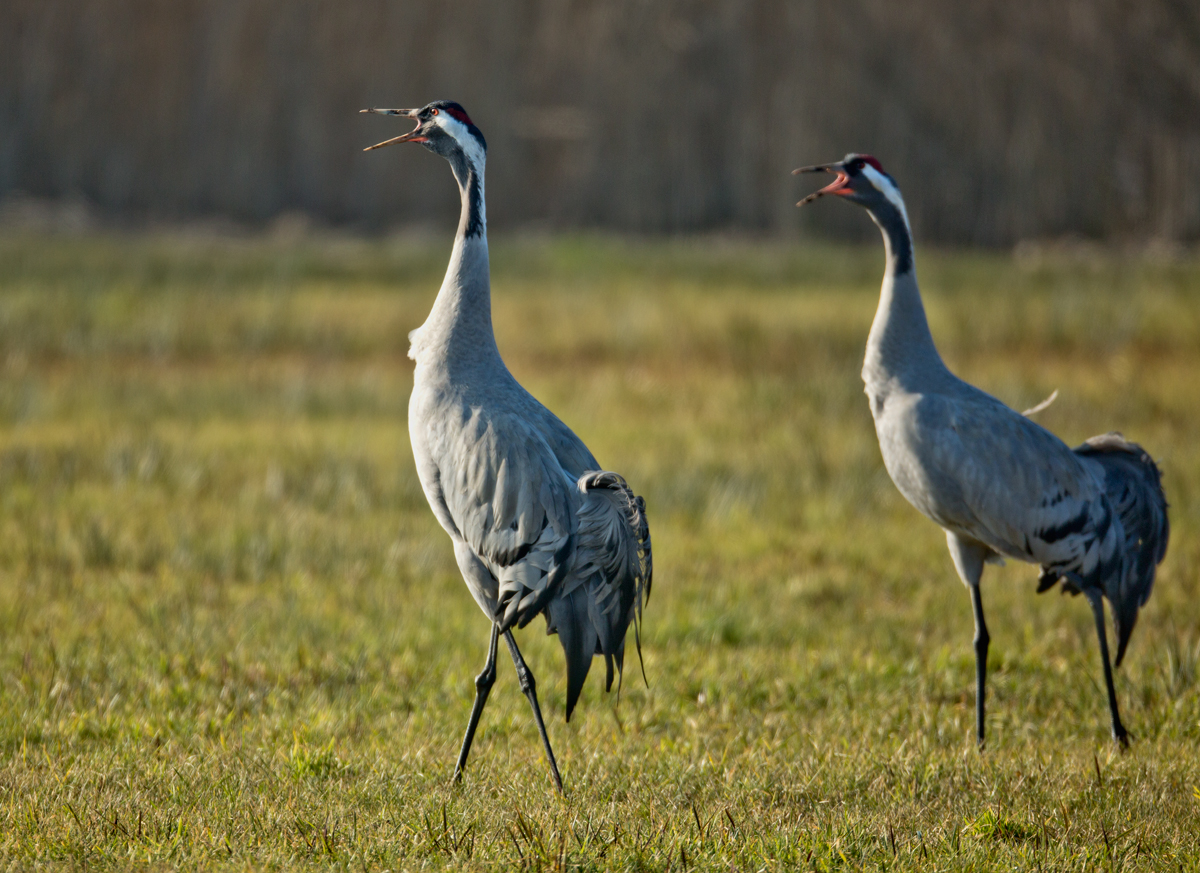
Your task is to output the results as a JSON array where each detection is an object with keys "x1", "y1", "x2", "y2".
[{"x1": 0, "y1": 231, "x2": 1197, "y2": 869}]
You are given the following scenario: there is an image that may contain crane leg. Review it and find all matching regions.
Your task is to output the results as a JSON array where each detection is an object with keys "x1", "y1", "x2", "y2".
[
  {"x1": 968, "y1": 583, "x2": 990, "y2": 749},
  {"x1": 947, "y1": 534, "x2": 991, "y2": 748},
  {"x1": 453, "y1": 623, "x2": 499, "y2": 784},
  {"x1": 504, "y1": 630, "x2": 564, "y2": 794},
  {"x1": 1084, "y1": 589, "x2": 1129, "y2": 747}
]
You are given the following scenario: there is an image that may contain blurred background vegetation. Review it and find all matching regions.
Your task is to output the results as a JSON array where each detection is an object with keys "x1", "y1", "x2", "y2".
[{"x1": 3, "y1": 0, "x2": 1200, "y2": 243}]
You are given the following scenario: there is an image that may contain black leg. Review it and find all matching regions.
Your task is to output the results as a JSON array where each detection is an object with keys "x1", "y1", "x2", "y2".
[
  {"x1": 453, "y1": 624, "x2": 499, "y2": 783},
  {"x1": 504, "y1": 630, "x2": 564, "y2": 794},
  {"x1": 969, "y1": 583, "x2": 990, "y2": 749},
  {"x1": 1084, "y1": 590, "x2": 1129, "y2": 747}
]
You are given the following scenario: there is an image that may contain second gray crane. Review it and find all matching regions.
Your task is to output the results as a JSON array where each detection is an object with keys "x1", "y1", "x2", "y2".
[{"x1": 796, "y1": 154, "x2": 1169, "y2": 746}]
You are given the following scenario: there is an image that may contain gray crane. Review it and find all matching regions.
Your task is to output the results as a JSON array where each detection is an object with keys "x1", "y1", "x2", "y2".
[
  {"x1": 362, "y1": 101, "x2": 651, "y2": 791},
  {"x1": 795, "y1": 154, "x2": 1169, "y2": 746}
]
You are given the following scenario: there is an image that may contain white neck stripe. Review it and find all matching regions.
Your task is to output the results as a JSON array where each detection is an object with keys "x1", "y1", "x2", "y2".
[
  {"x1": 435, "y1": 114, "x2": 486, "y2": 175},
  {"x1": 862, "y1": 165, "x2": 910, "y2": 232}
]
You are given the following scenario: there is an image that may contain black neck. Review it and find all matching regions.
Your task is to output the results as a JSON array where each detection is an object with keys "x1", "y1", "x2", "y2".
[
  {"x1": 448, "y1": 151, "x2": 484, "y2": 239},
  {"x1": 867, "y1": 199, "x2": 913, "y2": 276}
]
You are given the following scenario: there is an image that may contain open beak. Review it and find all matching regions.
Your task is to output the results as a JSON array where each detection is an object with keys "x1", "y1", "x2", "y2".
[
  {"x1": 792, "y1": 162, "x2": 851, "y2": 206},
  {"x1": 360, "y1": 108, "x2": 426, "y2": 150}
]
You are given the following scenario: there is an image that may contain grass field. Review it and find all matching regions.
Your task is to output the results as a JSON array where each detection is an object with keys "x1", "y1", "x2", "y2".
[{"x1": 0, "y1": 230, "x2": 1197, "y2": 870}]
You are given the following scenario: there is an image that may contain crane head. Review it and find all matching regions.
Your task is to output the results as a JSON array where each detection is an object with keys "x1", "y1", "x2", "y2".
[
  {"x1": 793, "y1": 153, "x2": 900, "y2": 207},
  {"x1": 361, "y1": 100, "x2": 487, "y2": 164}
]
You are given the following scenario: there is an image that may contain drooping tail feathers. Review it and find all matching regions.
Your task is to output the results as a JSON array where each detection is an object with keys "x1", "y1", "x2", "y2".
[
  {"x1": 544, "y1": 471, "x2": 652, "y2": 721},
  {"x1": 1074, "y1": 433, "x2": 1169, "y2": 666}
]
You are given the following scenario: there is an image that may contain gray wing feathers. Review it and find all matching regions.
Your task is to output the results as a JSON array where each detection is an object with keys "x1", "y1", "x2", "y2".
[
  {"x1": 441, "y1": 408, "x2": 577, "y2": 630},
  {"x1": 433, "y1": 407, "x2": 652, "y2": 719},
  {"x1": 546, "y1": 471, "x2": 652, "y2": 720},
  {"x1": 508, "y1": 379, "x2": 601, "y2": 478},
  {"x1": 1071, "y1": 433, "x2": 1169, "y2": 664},
  {"x1": 896, "y1": 395, "x2": 1169, "y2": 665},
  {"x1": 905, "y1": 395, "x2": 1108, "y2": 572}
]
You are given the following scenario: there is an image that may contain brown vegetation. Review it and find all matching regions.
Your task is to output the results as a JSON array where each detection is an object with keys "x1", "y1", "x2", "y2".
[{"x1": 3, "y1": 0, "x2": 1200, "y2": 242}]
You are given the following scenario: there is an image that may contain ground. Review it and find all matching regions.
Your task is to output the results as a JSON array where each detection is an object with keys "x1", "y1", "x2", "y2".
[{"x1": 0, "y1": 231, "x2": 1196, "y2": 870}]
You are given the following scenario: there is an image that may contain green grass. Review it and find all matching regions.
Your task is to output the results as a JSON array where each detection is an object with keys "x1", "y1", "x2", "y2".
[{"x1": 0, "y1": 230, "x2": 1197, "y2": 870}]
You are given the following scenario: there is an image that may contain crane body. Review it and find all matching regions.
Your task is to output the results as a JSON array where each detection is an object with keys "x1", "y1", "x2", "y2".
[{"x1": 363, "y1": 102, "x2": 651, "y2": 791}]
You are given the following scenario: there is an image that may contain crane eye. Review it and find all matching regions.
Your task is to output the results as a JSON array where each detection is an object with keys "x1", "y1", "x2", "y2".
[
  {"x1": 431, "y1": 108, "x2": 439, "y2": 116},
  {"x1": 851, "y1": 159, "x2": 864, "y2": 171}
]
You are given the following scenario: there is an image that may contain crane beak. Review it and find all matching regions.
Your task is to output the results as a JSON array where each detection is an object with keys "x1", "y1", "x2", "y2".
[
  {"x1": 792, "y1": 162, "x2": 851, "y2": 206},
  {"x1": 360, "y1": 108, "x2": 427, "y2": 150}
]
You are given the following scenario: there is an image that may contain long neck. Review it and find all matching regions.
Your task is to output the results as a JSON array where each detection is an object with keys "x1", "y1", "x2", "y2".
[
  {"x1": 410, "y1": 150, "x2": 502, "y2": 371},
  {"x1": 862, "y1": 198, "x2": 950, "y2": 389}
]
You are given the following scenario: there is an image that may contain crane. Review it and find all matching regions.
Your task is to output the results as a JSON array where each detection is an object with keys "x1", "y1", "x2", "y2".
[
  {"x1": 362, "y1": 101, "x2": 652, "y2": 791},
  {"x1": 795, "y1": 154, "x2": 1169, "y2": 746}
]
